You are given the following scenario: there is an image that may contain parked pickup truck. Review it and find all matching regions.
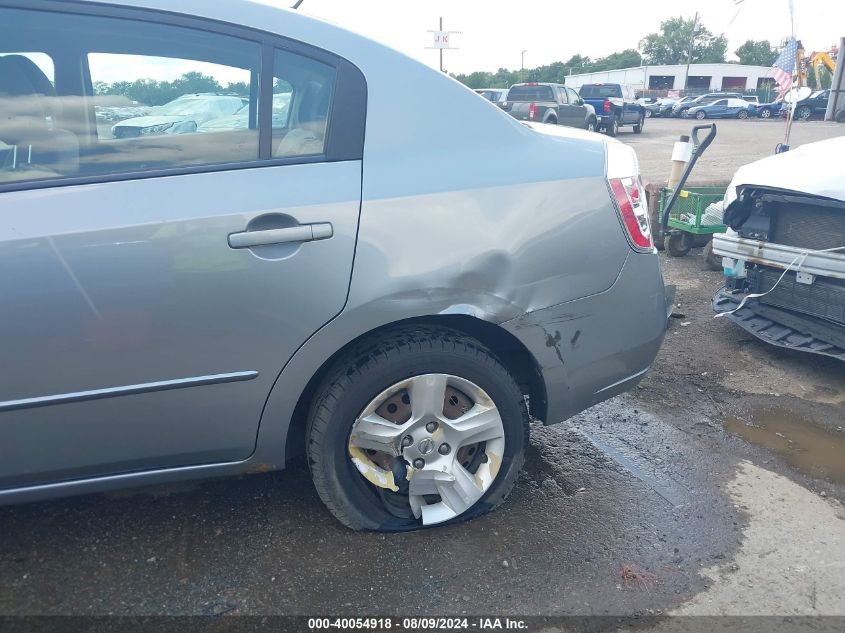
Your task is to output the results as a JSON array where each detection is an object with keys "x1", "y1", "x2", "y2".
[
  {"x1": 578, "y1": 84, "x2": 645, "y2": 136},
  {"x1": 500, "y1": 82, "x2": 597, "y2": 131}
]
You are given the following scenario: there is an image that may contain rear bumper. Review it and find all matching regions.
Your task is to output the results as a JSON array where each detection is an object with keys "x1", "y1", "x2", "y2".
[{"x1": 503, "y1": 252, "x2": 668, "y2": 424}]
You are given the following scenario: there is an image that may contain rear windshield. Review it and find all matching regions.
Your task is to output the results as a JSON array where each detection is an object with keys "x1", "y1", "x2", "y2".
[
  {"x1": 579, "y1": 85, "x2": 621, "y2": 98},
  {"x1": 507, "y1": 85, "x2": 554, "y2": 101}
]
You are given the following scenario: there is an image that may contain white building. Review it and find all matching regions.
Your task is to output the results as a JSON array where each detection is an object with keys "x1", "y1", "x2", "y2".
[{"x1": 565, "y1": 63, "x2": 776, "y2": 94}]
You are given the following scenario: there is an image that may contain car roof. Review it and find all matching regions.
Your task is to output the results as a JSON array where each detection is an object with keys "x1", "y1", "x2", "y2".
[{"x1": 69, "y1": 0, "x2": 394, "y2": 66}]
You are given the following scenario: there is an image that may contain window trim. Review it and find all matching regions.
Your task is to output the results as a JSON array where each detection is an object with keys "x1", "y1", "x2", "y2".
[
  {"x1": 557, "y1": 86, "x2": 568, "y2": 104},
  {"x1": 0, "y1": 0, "x2": 367, "y2": 194}
]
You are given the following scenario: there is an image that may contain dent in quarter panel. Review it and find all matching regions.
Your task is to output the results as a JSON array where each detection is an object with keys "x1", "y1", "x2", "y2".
[
  {"x1": 504, "y1": 252, "x2": 667, "y2": 424},
  {"x1": 349, "y1": 177, "x2": 629, "y2": 319}
]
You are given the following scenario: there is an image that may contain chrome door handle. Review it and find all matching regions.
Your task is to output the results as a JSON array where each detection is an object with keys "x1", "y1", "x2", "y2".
[{"x1": 228, "y1": 223, "x2": 333, "y2": 249}]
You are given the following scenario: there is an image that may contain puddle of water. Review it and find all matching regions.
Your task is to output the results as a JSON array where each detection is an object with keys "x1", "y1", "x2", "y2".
[{"x1": 724, "y1": 408, "x2": 845, "y2": 483}]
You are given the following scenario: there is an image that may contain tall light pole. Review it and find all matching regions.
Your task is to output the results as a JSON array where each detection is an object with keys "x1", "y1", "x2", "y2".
[
  {"x1": 521, "y1": 50, "x2": 527, "y2": 71},
  {"x1": 683, "y1": 11, "x2": 698, "y2": 93},
  {"x1": 291, "y1": 0, "x2": 305, "y2": 8}
]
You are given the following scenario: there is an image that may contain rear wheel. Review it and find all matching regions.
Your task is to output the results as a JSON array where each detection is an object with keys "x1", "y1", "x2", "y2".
[
  {"x1": 665, "y1": 232, "x2": 693, "y2": 257},
  {"x1": 633, "y1": 113, "x2": 645, "y2": 134},
  {"x1": 836, "y1": 109, "x2": 845, "y2": 123},
  {"x1": 546, "y1": 116, "x2": 558, "y2": 125},
  {"x1": 645, "y1": 109, "x2": 653, "y2": 118},
  {"x1": 695, "y1": 110, "x2": 707, "y2": 120},
  {"x1": 759, "y1": 108, "x2": 772, "y2": 119},
  {"x1": 604, "y1": 117, "x2": 619, "y2": 137},
  {"x1": 737, "y1": 110, "x2": 749, "y2": 119},
  {"x1": 586, "y1": 117, "x2": 597, "y2": 132},
  {"x1": 306, "y1": 326, "x2": 529, "y2": 532},
  {"x1": 797, "y1": 106, "x2": 812, "y2": 120}
]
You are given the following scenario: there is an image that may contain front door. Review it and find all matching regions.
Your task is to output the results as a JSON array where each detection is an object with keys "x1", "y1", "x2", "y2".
[{"x1": 0, "y1": 5, "x2": 364, "y2": 489}]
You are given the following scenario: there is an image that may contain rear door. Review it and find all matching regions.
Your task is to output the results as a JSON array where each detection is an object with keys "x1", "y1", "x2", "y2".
[
  {"x1": 709, "y1": 99, "x2": 728, "y2": 117},
  {"x1": 814, "y1": 91, "x2": 830, "y2": 115},
  {"x1": 723, "y1": 99, "x2": 740, "y2": 116},
  {"x1": 565, "y1": 87, "x2": 586, "y2": 128},
  {"x1": 622, "y1": 86, "x2": 637, "y2": 123},
  {"x1": 0, "y1": 4, "x2": 365, "y2": 488},
  {"x1": 554, "y1": 85, "x2": 572, "y2": 126}
]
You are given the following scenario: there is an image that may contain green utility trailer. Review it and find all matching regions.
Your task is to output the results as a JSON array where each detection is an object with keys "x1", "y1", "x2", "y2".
[{"x1": 659, "y1": 186, "x2": 728, "y2": 268}]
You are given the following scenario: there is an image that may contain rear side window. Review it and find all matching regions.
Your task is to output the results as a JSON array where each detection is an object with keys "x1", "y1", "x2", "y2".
[
  {"x1": 556, "y1": 87, "x2": 569, "y2": 104},
  {"x1": 272, "y1": 49, "x2": 335, "y2": 158},
  {"x1": 579, "y1": 85, "x2": 621, "y2": 99},
  {"x1": 507, "y1": 85, "x2": 554, "y2": 102}
]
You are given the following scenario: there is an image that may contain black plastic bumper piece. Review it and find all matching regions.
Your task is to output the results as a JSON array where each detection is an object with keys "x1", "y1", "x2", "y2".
[{"x1": 713, "y1": 290, "x2": 845, "y2": 361}]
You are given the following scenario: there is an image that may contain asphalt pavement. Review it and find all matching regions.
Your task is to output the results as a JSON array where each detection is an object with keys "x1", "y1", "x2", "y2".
[{"x1": 2, "y1": 120, "x2": 845, "y2": 622}]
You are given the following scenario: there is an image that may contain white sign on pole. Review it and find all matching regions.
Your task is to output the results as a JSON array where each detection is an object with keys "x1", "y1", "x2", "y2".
[{"x1": 432, "y1": 31, "x2": 451, "y2": 49}]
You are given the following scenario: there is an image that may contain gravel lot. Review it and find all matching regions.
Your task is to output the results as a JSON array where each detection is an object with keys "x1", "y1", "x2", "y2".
[
  {"x1": 620, "y1": 117, "x2": 843, "y2": 184},
  {"x1": 2, "y1": 118, "x2": 844, "y2": 624}
]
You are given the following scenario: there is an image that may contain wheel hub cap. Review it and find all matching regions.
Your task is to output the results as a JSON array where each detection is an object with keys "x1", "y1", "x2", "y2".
[{"x1": 347, "y1": 374, "x2": 506, "y2": 525}]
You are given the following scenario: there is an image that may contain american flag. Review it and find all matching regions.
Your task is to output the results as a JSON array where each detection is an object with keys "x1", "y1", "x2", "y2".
[{"x1": 773, "y1": 38, "x2": 799, "y2": 96}]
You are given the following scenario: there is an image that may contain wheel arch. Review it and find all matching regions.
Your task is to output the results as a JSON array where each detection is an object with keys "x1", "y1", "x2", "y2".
[{"x1": 281, "y1": 315, "x2": 547, "y2": 462}]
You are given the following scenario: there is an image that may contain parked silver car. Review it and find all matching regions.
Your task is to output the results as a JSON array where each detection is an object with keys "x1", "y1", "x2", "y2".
[
  {"x1": 0, "y1": 0, "x2": 668, "y2": 531},
  {"x1": 111, "y1": 93, "x2": 248, "y2": 138}
]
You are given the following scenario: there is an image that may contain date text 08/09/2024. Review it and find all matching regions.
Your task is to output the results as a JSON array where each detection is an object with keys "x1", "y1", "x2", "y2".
[{"x1": 308, "y1": 618, "x2": 529, "y2": 630}]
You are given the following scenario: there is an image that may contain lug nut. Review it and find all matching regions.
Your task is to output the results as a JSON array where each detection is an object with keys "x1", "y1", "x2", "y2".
[
  {"x1": 438, "y1": 443, "x2": 451, "y2": 455},
  {"x1": 426, "y1": 421, "x2": 439, "y2": 433},
  {"x1": 413, "y1": 458, "x2": 425, "y2": 469},
  {"x1": 401, "y1": 435, "x2": 413, "y2": 448}
]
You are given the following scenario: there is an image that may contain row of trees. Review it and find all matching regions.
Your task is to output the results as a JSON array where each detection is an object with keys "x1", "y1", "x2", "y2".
[
  {"x1": 93, "y1": 71, "x2": 249, "y2": 106},
  {"x1": 454, "y1": 16, "x2": 780, "y2": 89}
]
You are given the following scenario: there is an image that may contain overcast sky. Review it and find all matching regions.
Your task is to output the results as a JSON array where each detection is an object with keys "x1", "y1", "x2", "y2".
[{"x1": 267, "y1": 0, "x2": 844, "y2": 75}]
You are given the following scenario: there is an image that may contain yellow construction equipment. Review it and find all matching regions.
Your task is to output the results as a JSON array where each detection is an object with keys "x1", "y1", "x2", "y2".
[{"x1": 800, "y1": 49, "x2": 838, "y2": 88}]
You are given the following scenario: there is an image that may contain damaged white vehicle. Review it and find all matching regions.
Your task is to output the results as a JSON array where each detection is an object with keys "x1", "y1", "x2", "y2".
[{"x1": 712, "y1": 136, "x2": 845, "y2": 361}]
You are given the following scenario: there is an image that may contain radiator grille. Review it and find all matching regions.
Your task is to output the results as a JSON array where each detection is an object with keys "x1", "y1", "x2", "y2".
[
  {"x1": 752, "y1": 268, "x2": 845, "y2": 325},
  {"x1": 771, "y1": 204, "x2": 845, "y2": 251}
]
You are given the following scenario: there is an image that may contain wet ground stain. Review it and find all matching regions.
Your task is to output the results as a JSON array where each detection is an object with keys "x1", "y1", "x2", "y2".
[{"x1": 724, "y1": 407, "x2": 845, "y2": 484}]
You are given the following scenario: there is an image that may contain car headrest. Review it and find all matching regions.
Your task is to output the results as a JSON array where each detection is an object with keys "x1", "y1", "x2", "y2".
[
  {"x1": 0, "y1": 55, "x2": 52, "y2": 138},
  {"x1": 0, "y1": 56, "x2": 43, "y2": 98},
  {"x1": 298, "y1": 80, "x2": 330, "y2": 125},
  {"x1": 2, "y1": 55, "x2": 56, "y2": 99}
]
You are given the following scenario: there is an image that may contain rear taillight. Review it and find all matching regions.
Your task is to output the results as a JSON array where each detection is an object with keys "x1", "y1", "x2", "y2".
[
  {"x1": 609, "y1": 177, "x2": 653, "y2": 250},
  {"x1": 529, "y1": 103, "x2": 536, "y2": 120},
  {"x1": 603, "y1": 99, "x2": 611, "y2": 113}
]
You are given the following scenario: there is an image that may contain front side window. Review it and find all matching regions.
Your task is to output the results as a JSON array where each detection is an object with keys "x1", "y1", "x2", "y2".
[{"x1": 0, "y1": 7, "x2": 261, "y2": 186}]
